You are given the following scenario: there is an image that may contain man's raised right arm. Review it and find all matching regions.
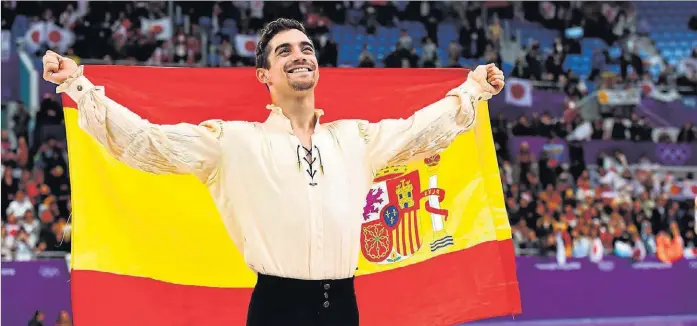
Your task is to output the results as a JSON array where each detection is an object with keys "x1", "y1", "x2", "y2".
[{"x1": 45, "y1": 51, "x2": 223, "y2": 183}]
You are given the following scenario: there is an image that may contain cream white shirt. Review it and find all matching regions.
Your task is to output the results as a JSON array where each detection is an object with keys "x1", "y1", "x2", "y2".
[{"x1": 58, "y1": 66, "x2": 489, "y2": 280}]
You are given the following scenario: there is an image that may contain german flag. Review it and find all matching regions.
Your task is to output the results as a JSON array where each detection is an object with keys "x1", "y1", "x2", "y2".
[{"x1": 64, "y1": 67, "x2": 520, "y2": 326}]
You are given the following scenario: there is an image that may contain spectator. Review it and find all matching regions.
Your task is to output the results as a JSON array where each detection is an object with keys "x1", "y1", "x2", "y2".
[
  {"x1": 447, "y1": 41, "x2": 461, "y2": 67},
  {"x1": 610, "y1": 118, "x2": 628, "y2": 140},
  {"x1": 13, "y1": 228, "x2": 35, "y2": 261},
  {"x1": 35, "y1": 137, "x2": 68, "y2": 176},
  {"x1": 588, "y1": 48, "x2": 608, "y2": 81},
  {"x1": 545, "y1": 52, "x2": 565, "y2": 81},
  {"x1": 12, "y1": 101, "x2": 30, "y2": 142},
  {"x1": 4, "y1": 213, "x2": 21, "y2": 240},
  {"x1": 629, "y1": 113, "x2": 642, "y2": 141},
  {"x1": 39, "y1": 219, "x2": 71, "y2": 253},
  {"x1": 1, "y1": 224, "x2": 12, "y2": 260},
  {"x1": 361, "y1": 6, "x2": 378, "y2": 35},
  {"x1": 171, "y1": 31, "x2": 191, "y2": 64},
  {"x1": 620, "y1": 47, "x2": 644, "y2": 80},
  {"x1": 406, "y1": 48, "x2": 419, "y2": 68},
  {"x1": 511, "y1": 56, "x2": 530, "y2": 79},
  {"x1": 1, "y1": 129, "x2": 13, "y2": 153},
  {"x1": 519, "y1": 227, "x2": 541, "y2": 254},
  {"x1": 458, "y1": 19, "x2": 472, "y2": 58},
  {"x1": 537, "y1": 112, "x2": 556, "y2": 138},
  {"x1": 28, "y1": 311, "x2": 45, "y2": 326},
  {"x1": 317, "y1": 34, "x2": 338, "y2": 67},
  {"x1": 6, "y1": 190, "x2": 33, "y2": 218},
  {"x1": 516, "y1": 142, "x2": 535, "y2": 186},
  {"x1": 640, "y1": 221, "x2": 657, "y2": 254},
  {"x1": 34, "y1": 94, "x2": 63, "y2": 147},
  {"x1": 511, "y1": 116, "x2": 535, "y2": 136},
  {"x1": 488, "y1": 14, "x2": 502, "y2": 46},
  {"x1": 2, "y1": 167, "x2": 18, "y2": 219},
  {"x1": 572, "y1": 227, "x2": 591, "y2": 258},
  {"x1": 397, "y1": 28, "x2": 412, "y2": 50},
  {"x1": 483, "y1": 43, "x2": 501, "y2": 69},
  {"x1": 358, "y1": 44, "x2": 375, "y2": 68},
  {"x1": 55, "y1": 310, "x2": 73, "y2": 326},
  {"x1": 677, "y1": 48, "x2": 697, "y2": 95},
  {"x1": 421, "y1": 37, "x2": 438, "y2": 68},
  {"x1": 22, "y1": 210, "x2": 41, "y2": 246},
  {"x1": 656, "y1": 227, "x2": 684, "y2": 263},
  {"x1": 492, "y1": 113, "x2": 509, "y2": 161},
  {"x1": 525, "y1": 41, "x2": 543, "y2": 80},
  {"x1": 613, "y1": 227, "x2": 633, "y2": 257},
  {"x1": 676, "y1": 122, "x2": 696, "y2": 143},
  {"x1": 472, "y1": 17, "x2": 486, "y2": 58},
  {"x1": 357, "y1": 45, "x2": 376, "y2": 68}
]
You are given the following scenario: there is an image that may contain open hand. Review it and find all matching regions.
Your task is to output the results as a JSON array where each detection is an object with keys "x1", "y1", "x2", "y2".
[
  {"x1": 42, "y1": 50, "x2": 79, "y2": 85},
  {"x1": 469, "y1": 63, "x2": 505, "y2": 96}
]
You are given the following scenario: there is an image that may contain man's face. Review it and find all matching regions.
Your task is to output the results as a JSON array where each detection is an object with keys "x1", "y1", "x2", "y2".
[{"x1": 258, "y1": 29, "x2": 319, "y2": 94}]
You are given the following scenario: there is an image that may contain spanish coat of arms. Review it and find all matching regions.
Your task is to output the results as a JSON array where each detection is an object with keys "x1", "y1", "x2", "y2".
[{"x1": 360, "y1": 154, "x2": 454, "y2": 264}]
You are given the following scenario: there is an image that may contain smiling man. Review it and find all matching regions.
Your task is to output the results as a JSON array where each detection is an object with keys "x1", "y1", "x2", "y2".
[{"x1": 42, "y1": 18, "x2": 504, "y2": 326}]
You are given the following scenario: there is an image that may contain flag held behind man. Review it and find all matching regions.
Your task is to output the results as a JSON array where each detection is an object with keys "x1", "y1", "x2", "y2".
[{"x1": 64, "y1": 66, "x2": 520, "y2": 326}]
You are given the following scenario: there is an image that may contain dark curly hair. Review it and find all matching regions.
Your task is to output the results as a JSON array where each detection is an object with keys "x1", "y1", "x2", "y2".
[{"x1": 255, "y1": 18, "x2": 308, "y2": 69}]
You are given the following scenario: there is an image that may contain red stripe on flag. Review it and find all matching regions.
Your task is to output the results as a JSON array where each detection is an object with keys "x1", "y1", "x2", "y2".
[
  {"x1": 413, "y1": 212, "x2": 421, "y2": 250},
  {"x1": 408, "y1": 211, "x2": 415, "y2": 254},
  {"x1": 61, "y1": 67, "x2": 467, "y2": 125},
  {"x1": 72, "y1": 240, "x2": 519, "y2": 326},
  {"x1": 400, "y1": 216, "x2": 407, "y2": 255},
  {"x1": 396, "y1": 221, "x2": 402, "y2": 255},
  {"x1": 71, "y1": 270, "x2": 253, "y2": 326}
]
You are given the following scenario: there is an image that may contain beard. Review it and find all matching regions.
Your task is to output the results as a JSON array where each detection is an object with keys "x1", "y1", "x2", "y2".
[{"x1": 288, "y1": 77, "x2": 315, "y2": 91}]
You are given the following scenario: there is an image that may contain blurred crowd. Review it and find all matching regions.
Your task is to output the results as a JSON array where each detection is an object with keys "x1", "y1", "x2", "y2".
[
  {"x1": 2, "y1": 1, "x2": 696, "y2": 266},
  {"x1": 2, "y1": 96, "x2": 72, "y2": 262},
  {"x1": 506, "y1": 112, "x2": 696, "y2": 144},
  {"x1": 501, "y1": 150, "x2": 696, "y2": 262},
  {"x1": 28, "y1": 310, "x2": 73, "y2": 326},
  {"x1": 493, "y1": 109, "x2": 697, "y2": 261},
  {"x1": 3, "y1": 1, "x2": 694, "y2": 91}
]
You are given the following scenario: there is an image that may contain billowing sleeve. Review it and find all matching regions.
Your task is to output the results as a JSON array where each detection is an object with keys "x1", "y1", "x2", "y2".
[
  {"x1": 57, "y1": 66, "x2": 223, "y2": 184},
  {"x1": 358, "y1": 77, "x2": 491, "y2": 172}
]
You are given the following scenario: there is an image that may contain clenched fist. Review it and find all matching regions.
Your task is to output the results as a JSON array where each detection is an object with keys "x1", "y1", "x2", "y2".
[
  {"x1": 42, "y1": 50, "x2": 79, "y2": 85},
  {"x1": 469, "y1": 63, "x2": 505, "y2": 96}
]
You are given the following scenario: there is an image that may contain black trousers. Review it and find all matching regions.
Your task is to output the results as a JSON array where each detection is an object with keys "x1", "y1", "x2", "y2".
[{"x1": 246, "y1": 273, "x2": 359, "y2": 326}]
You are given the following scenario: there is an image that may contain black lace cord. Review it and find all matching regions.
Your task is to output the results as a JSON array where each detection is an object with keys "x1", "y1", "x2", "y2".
[
  {"x1": 302, "y1": 145, "x2": 317, "y2": 186},
  {"x1": 295, "y1": 144, "x2": 324, "y2": 185},
  {"x1": 296, "y1": 145, "x2": 302, "y2": 172},
  {"x1": 314, "y1": 145, "x2": 325, "y2": 175}
]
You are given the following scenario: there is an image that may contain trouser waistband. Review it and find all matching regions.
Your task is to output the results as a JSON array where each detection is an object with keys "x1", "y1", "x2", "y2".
[
  {"x1": 255, "y1": 273, "x2": 355, "y2": 292},
  {"x1": 248, "y1": 273, "x2": 360, "y2": 326}
]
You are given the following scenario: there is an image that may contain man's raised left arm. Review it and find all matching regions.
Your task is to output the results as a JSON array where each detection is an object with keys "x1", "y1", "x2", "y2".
[{"x1": 359, "y1": 64, "x2": 505, "y2": 172}]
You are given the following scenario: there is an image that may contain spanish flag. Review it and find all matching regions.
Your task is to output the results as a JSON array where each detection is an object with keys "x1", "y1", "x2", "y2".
[{"x1": 64, "y1": 67, "x2": 520, "y2": 326}]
